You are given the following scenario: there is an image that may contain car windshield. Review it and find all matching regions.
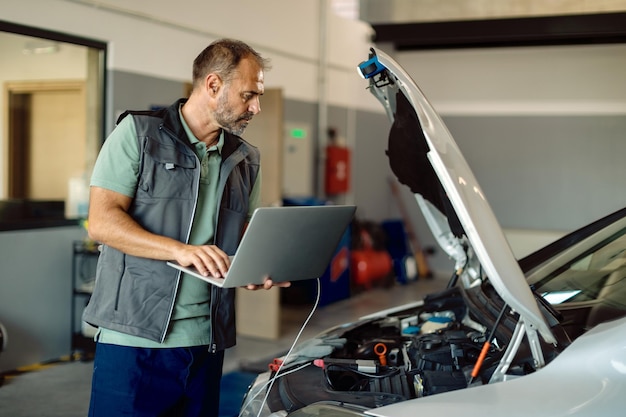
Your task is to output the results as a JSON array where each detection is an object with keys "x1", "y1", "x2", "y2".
[
  {"x1": 527, "y1": 223, "x2": 626, "y2": 338},
  {"x1": 534, "y1": 229, "x2": 626, "y2": 306}
]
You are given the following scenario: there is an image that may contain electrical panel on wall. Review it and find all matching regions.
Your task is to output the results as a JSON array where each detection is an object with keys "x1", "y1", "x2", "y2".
[{"x1": 282, "y1": 122, "x2": 314, "y2": 198}]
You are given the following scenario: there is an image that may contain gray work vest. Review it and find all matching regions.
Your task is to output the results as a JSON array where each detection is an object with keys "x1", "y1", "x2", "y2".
[{"x1": 83, "y1": 99, "x2": 260, "y2": 350}]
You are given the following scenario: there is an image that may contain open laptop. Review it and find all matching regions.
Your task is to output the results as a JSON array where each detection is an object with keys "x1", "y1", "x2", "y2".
[{"x1": 167, "y1": 205, "x2": 356, "y2": 288}]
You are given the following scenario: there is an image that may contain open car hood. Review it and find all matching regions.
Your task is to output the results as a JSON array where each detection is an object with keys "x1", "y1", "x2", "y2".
[{"x1": 358, "y1": 48, "x2": 555, "y2": 345}]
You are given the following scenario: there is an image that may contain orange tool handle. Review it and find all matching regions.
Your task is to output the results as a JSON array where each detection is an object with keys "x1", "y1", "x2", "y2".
[{"x1": 471, "y1": 341, "x2": 491, "y2": 379}]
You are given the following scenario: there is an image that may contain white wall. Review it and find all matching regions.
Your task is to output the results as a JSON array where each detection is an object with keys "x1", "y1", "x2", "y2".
[
  {"x1": 0, "y1": 32, "x2": 87, "y2": 80},
  {"x1": 3, "y1": 0, "x2": 379, "y2": 112}
]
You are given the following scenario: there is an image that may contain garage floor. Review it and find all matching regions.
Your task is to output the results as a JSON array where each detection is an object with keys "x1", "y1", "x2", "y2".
[{"x1": 0, "y1": 276, "x2": 447, "y2": 416}]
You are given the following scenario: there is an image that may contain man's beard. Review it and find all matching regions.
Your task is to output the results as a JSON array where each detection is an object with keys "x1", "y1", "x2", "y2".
[{"x1": 214, "y1": 92, "x2": 254, "y2": 136}]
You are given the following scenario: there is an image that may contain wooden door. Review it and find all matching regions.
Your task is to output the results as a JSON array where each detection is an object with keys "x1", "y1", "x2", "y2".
[
  {"x1": 240, "y1": 88, "x2": 284, "y2": 207},
  {"x1": 5, "y1": 81, "x2": 86, "y2": 200},
  {"x1": 236, "y1": 88, "x2": 284, "y2": 339}
]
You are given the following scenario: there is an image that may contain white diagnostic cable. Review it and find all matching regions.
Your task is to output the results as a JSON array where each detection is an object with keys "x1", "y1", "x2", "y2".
[{"x1": 238, "y1": 278, "x2": 322, "y2": 417}]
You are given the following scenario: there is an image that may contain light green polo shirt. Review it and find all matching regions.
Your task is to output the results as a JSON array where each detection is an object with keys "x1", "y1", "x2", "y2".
[{"x1": 90, "y1": 108, "x2": 260, "y2": 347}]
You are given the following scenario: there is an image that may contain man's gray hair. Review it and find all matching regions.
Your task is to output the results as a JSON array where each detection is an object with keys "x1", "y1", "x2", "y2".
[{"x1": 192, "y1": 38, "x2": 270, "y2": 87}]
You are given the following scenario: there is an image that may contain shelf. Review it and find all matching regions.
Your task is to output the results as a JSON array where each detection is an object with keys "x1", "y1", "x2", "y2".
[{"x1": 71, "y1": 240, "x2": 99, "y2": 361}]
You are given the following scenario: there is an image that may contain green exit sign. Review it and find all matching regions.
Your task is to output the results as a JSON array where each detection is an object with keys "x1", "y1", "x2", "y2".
[{"x1": 290, "y1": 128, "x2": 307, "y2": 139}]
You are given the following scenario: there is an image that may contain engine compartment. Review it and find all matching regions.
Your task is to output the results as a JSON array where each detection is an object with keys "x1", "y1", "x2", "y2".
[
  {"x1": 267, "y1": 284, "x2": 564, "y2": 411},
  {"x1": 323, "y1": 286, "x2": 495, "y2": 399}
]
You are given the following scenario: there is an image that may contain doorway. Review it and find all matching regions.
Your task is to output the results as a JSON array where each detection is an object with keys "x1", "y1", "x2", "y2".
[{"x1": 5, "y1": 81, "x2": 86, "y2": 201}]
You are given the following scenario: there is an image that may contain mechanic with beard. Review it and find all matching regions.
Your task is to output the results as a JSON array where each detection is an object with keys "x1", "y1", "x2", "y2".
[{"x1": 83, "y1": 38, "x2": 288, "y2": 417}]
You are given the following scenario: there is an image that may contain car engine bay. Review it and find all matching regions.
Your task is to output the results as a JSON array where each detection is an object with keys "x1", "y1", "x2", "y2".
[{"x1": 263, "y1": 282, "x2": 566, "y2": 412}]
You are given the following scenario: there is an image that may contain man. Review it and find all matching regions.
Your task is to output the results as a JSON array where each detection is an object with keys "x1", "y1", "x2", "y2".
[{"x1": 83, "y1": 39, "x2": 285, "y2": 417}]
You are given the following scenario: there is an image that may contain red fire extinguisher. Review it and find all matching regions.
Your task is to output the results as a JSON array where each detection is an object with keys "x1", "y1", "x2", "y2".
[{"x1": 325, "y1": 128, "x2": 350, "y2": 195}]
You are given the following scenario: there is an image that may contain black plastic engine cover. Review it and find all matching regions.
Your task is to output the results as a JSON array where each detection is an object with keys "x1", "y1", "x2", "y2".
[
  {"x1": 266, "y1": 365, "x2": 407, "y2": 413},
  {"x1": 418, "y1": 370, "x2": 467, "y2": 396}
]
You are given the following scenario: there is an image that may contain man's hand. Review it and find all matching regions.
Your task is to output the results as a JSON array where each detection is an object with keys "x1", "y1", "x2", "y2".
[
  {"x1": 89, "y1": 187, "x2": 231, "y2": 278},
  {"x1": 174, "y1": 244, "x2": 231, "y2": 278},
  {"x1": 245, "y1": 276, "x2": 291, "y2": 291}
]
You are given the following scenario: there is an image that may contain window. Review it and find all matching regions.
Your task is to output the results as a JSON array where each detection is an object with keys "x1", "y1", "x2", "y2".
[{"x1": 0, "y1": 21, "x2": 106, "y2": 221}]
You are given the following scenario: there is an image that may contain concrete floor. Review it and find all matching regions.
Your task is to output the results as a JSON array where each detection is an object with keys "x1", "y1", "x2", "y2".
[{"x1": 0, "y1": 276, "x2": 448, "y2": 416}]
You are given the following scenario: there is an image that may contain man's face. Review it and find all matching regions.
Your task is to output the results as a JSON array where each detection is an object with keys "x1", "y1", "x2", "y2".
[{"x1": 214, "y1": 58, "x2": 264, "y2": 136}]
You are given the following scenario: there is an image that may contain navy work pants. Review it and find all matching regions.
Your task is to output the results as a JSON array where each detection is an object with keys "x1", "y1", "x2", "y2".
[{"x1": 88, "y1": 342, "x2": 224, "y2": 417}]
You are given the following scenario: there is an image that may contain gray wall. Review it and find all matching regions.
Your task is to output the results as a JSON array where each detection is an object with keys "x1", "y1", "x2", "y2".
[
  {"x1": 352, "y1": 109, "x2": 394, "y2": 220},
  {"x1": 446, "y1": 115, "x2": 626, "y2": 231},
  {"x1": 0, "y1": 226, "x2": 85, "y2": 373},
  {"x1": 388, "y1": 114, "x2": 626, "y2": 274},
  {"x1": 107, "y1": 70, "x2": 189, "y2": 133}
]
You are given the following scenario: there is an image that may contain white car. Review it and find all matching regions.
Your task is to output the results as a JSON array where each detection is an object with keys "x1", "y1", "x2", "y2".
[{"x1": 240, "y1": 48, "x2": 626, "y2": 417}]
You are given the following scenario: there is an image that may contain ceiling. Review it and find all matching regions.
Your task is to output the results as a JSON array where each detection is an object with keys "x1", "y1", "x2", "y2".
[
  {"x1": 369, "y1": 12, "x2": 626, "y2": 50},
  {"x1": 348, "y1": 0, "x2": 626, "y2": 50}
]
